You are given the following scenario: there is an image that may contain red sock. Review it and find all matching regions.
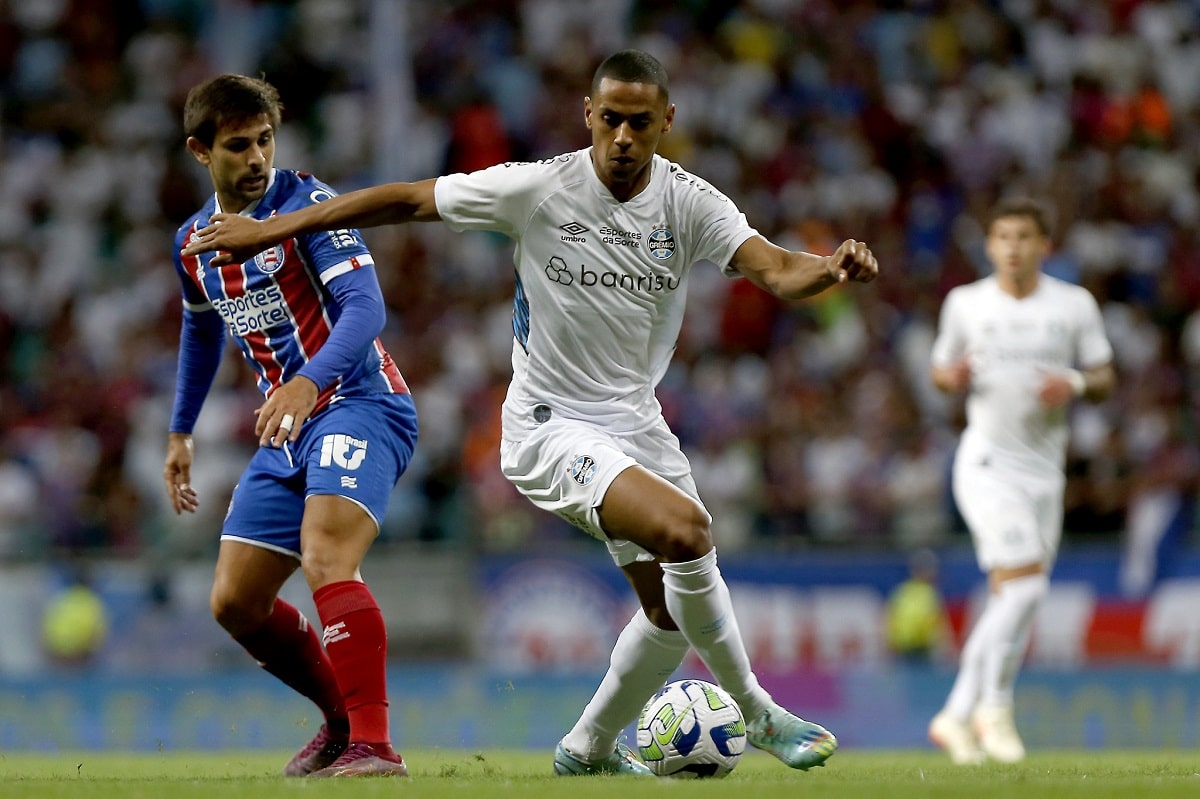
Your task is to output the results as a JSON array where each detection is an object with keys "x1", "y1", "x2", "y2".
[
  {"x1": 313, "y1": 581, "x2": 392, "y2": 749},
  {"x1": 233, "y1": 599, "x2": 348, "y2": 733}
]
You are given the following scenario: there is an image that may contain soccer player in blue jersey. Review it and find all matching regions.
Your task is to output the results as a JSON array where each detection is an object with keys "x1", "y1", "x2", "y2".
[
  {"x1": 163, "y1": 75, "x2": 416, "y2": 778},
  {"x1": 184, "y1": 51, "x2": 878, "y2": 776}
]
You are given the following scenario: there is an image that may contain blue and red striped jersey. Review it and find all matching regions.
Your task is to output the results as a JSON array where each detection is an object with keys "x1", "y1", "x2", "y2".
[{"x1": 172, "y1": 169, "x2": 408, "y2": 418}]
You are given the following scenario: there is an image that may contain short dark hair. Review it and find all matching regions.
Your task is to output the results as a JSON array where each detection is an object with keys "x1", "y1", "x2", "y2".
[
  {"x1": 591, "y1": 49, "x2": 669, "y2": 102},
  {"x1": 989, "y1": 196, "x2": 1054, "y2": 238},
  {"x1": 183, "y1": 74, "x2": 283, "y2": 147}
]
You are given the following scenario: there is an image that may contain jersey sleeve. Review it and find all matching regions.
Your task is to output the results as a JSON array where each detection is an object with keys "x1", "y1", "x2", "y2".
[
  {"x1": 930, "y1": 287, "x2": 967, "y2": 368},
  {"x1": 285, "y1": 177, "x2": 376, "y2": 284},
  {"x1": 169, "y1": 239, "x2": 226, "y2": 433},
  {"x1": 679, "y1": 176, "x2": 759, "y2": 275},
  {"x1": 295, "y1": 266, "x2": 386, "y2": 390},
  {"x1": 173, "y1": 223, "x2": 214, "y2": 311},
  {"x1": 1075, "y1": 288, "x2": 1114, "y2": 369},
  {"x1": 434, "y1": 161, "x2": 547, "y2": 239}
]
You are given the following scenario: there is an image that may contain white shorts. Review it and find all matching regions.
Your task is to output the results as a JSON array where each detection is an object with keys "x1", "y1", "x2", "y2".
[
  {"x1": 499, "y1": 415, "x2": 706, "y2": 567},
  {"x1": 952, "y1": 446, "x2": 1063, "y2": 572}
]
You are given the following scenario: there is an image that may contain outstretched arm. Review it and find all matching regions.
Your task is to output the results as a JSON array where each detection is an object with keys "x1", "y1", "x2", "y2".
[
  {"x1": 182, "y1": 178, "x2": 442, "y2": 267},
  {"x1": 730, "y1": 236, "x2": 878, "y2": 301}
]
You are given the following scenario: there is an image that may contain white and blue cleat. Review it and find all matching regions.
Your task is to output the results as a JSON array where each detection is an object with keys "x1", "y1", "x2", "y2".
[
  {"x1": 553, "y1": 739, "x2": 654, "y2": 776},
  {"x1": 746, "y1": 705, "x2": 838, "y2": 770}
]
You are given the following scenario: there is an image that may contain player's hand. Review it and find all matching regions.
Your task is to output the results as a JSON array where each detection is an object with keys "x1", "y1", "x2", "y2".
[
  {"x1": 182, "y1": 213, "x2": 268, "y2": 267},
  {"x1": 933, "y1": 356, "x2": 973, "y2": 393},
  {"x1": 255, "y1": 375, "x2": 319, "y2": 448},
  {"x1": 164, "y1": 433, "x2": 199, "y2": 515},
  {"x1": 829, "y1": 239, "x2": 878, "y2": 284},
  {"x1": 1037, "y1": 369, "x2": 1077, "y2": 409},
  {"x1": 948, "y1": 356, "x2": 973, "y2": 391}
]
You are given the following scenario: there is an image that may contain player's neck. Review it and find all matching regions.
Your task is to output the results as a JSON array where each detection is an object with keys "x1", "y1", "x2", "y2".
[
  {"x1": 592, "y1": 158, "x2": 652, "y2": 202},
  {"x1": 216, "y1": 192, "x2": 252, "y2": 215},
  {"x1": 996, "y1": 271, "x2": 1040, "y2": 299}
]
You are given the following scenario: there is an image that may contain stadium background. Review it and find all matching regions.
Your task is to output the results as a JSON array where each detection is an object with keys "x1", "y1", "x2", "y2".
[{"x1": 1, "y1": 0, "x2": 1199, "y2": 752}]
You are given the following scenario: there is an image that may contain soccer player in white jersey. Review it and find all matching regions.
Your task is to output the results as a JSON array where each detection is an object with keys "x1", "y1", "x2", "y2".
[
  {"x1": 927, "y1": 197, "x2": 1115, "y2": 764},
  {"x1": 183, "y1": 50, "x2": 878, "y2": 776}
]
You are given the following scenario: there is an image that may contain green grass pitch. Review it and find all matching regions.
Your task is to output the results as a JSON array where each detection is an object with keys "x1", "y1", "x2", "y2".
[{"x1": 2, "y1": 749, "x2": 1197, "y2": 799}]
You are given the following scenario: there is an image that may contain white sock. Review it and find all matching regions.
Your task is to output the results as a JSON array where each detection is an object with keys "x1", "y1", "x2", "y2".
[
  {"x1": 561, "y1": 607, "x2": 688, "y2": 760},
  {"x1": 660, "y1": 548, "x2": 773, "y2": 719},
  {"x1": 979, "y1": 573, "x2": 1048, "y2": 708},
  {"x1": 943, "y1": 573, "x2": 1049, "y2": 720},
  {"x1": 942, "y1": 596, "x2": 995, "y2": 721}
]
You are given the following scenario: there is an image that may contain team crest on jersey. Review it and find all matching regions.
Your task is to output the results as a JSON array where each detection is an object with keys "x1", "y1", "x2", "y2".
[
  {"x1": 254, "y1": 245, "x2": 286, "y2": 274},
  {"x1": 647, "y1": 226, "x2": 675, "y2": 260},
  {"x1": 568, "y1": 454, "x2": 597, "y2": 486}
]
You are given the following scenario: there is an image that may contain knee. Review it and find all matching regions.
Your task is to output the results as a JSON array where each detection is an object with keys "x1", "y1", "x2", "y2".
[
  {"x1": 210, "y1": 585, "x2": 272, "y2": 637},
  {"x1": 300, "y1": 546, "x2": 359, "y2": 591},
  {"x1": 654, "y1": 505, "x2": 713, "y2": 563}
]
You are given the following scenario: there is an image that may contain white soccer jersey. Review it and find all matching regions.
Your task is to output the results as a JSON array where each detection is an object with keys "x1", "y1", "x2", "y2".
[
  {"x1": 931, "y1": 274, "x2": 1113, "y2": 475},
  {"x1": 435, "y1": 149, "x2": 758, "y2": 435}
]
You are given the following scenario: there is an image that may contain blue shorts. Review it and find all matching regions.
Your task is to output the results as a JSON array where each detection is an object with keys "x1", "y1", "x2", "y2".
[{"x1": 221, "y1": 393, "x2": 418, "y2": 557}]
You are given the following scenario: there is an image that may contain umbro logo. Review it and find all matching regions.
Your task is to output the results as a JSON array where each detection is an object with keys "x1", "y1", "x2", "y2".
[{"x1": 559, "y1": 221, "x2": 588, "y2": 243}]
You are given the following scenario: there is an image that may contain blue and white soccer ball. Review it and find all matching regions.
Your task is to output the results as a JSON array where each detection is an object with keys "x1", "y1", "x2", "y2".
[{"x1": 637, "y1": 679, "x2": 746, "y2": 778}]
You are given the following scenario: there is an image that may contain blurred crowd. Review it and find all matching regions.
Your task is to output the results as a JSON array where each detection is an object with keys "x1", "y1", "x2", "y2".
[{"x1": 0, "y1": 0, "x2": 1198, "y2": 575}]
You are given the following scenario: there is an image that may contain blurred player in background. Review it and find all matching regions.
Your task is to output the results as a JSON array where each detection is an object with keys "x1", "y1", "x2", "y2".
[
  {"x1": 183, "y1": 50, "x2": 877, "y2": 776},
  {"x1": 886, "y1": 548, "x2": 949, "y2": 664},
  {"x1": 927, "y1": 196, "x2": 1115, "y2": 764},
  {"x1": 163, "y1": 75, "x2": 417, "y2": 778}
]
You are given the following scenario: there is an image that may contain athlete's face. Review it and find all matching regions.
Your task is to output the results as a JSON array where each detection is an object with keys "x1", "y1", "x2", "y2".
[
  {"x1": 187, "y1": 113, "x2": 275, "y2": 213},
  {"x1": 585, "y1": 78, "x2": 674, "y2": 201},
  {"x1": 985, "y1": 214, "x2": 1050, "y2": 287}
]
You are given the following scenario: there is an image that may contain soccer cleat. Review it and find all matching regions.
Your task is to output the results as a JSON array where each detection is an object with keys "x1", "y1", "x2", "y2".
[
  {"x1": 928, "y1": 711, "x2": 985, "y2": 765},
  {"x1": 745, "y1": 705, "x2": 838, "y2": 770},
  {"x1": 281, "y1": 724, "x2": 349, "y2": 776},
  {"x1": 553, "y1": 740, "x2": 654, "y2": 776},
  {"x1": 308, "y1": 742, "x2": 409, "y2": 778},
  {"x1": 972, "y1": 704, "x2": 1026, "y2": 763}
]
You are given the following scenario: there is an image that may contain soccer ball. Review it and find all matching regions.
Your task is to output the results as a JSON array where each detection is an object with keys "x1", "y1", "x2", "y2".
[{"x1": 636, "y1": 679, "x2": 746, "y2": 778}]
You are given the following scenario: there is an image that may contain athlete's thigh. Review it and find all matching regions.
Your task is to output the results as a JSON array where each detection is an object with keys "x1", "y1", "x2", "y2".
[
  {"x1": 300, "y1": 394, "x2": 418, "y2": 532},
  {"x1": 952, "y1": 459, "x2": 1056, "y2": 570},
  {"x1": 211, "y1": 537, "x2": 299, "y2": 609},
  {"x1": 299, "y1": 494, "x2": 379, "y2": 586},
  {"x1": 222, "y1": 445, "x2": 308, "y2": 557},
  {"x1": 500, "y1": 416, "x2": 706, "y2": 565},
  {"x1": 222, "y1": 394, "x2": 417, "y2": 557},
  {"x1": 599, "y1": 464, "x2": 711, "y2": 557},
  {"x1": 499, "y1": 418, "x2": 636, "y2": 541}
]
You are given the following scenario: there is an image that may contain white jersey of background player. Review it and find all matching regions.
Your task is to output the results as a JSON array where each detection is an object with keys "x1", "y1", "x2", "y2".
[
  {"x1": 928, "y1": 197, "x2": 1115, "y2": 766},
  {"x1": 182, "y1": 49, "x2": 879, "y2": 777}
]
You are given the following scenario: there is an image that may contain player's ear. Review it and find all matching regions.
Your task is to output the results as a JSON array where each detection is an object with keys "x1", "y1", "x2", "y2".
[
  {"x1": 584, "y1": 96, "x2": 593, "y2": 129},
  {"x1": 186, "y1": 136, "x2": 211, "y2": 166},
  {"x1": 662, "y1": 103, "x2": 675, "y2": 134}
]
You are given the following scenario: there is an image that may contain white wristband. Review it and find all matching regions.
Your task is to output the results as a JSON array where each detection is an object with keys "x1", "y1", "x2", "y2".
[{"x1": 1065, "y1": 369, "x2": 1086, "y2": 397}]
